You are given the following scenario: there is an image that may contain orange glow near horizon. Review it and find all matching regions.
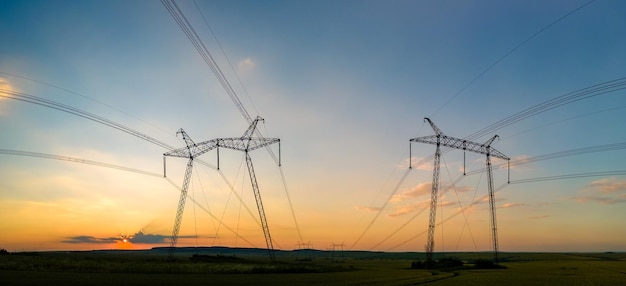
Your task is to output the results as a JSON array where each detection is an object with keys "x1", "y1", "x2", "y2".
[{"x1": 115, "y1": 240, "x2": 134, "y2": 250}]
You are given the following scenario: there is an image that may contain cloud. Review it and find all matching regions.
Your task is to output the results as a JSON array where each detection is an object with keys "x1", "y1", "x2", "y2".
[
  {"x1": 529, "y1": 215, "x2": 550, "y2": 220},
  {"x1": 0, "y1": 77, "x2": 16, "y2": 117},
  {"x1": 61, "y1": 231, "x2": 193, "y2": 245},
  {"x1": 587, "y1": 177, "x2": 626, "y2": 194},
  {"x1": 452, "y1": 185, "x2": 472, "y2": 193},
  {"x1": 571, "y1": 196, "x2": 626, "y2": 205},
  {"x1": 571, "y1": 177, "x2": 626, "y2": 205},
  {"x1": 62, "y1": 235, "x2": 118, "y2": 244},
  {"x1": 388, "y1": 198, "x2": 455, "y2": 217},
  {"x1": 388, "y1": 201, "x2": 427, "y2": 217},
  {"x1": 128, "y1": 231, "x2": 169, "y2": 244},
  {"x1": 500, "y1": 202, "x2": 527, "y2": 209},
  {"x1": 355, "y1": 206, "x2": 383, "y2": 212},
  {"x1": 473, "y1": 195, "x2": 498, "y2": 206},
  {"x1": 238, "y1": 58, "x2": 256, "y2": 73},
  {"x1": 0, "y1": 77, "x2": 13, "y2": 93},
  {"x1": 391, "y1": 182, "x2": 432, "y2": 202},
  {"x1": 397, "y1": 156, "x2": 436, "y2": 171},
  {"x1": 392, "y1": 182, "x2": 472, "y2": 204},
  {"x1": 438, "y1": 200, "x2": 456, "y2": 208}
]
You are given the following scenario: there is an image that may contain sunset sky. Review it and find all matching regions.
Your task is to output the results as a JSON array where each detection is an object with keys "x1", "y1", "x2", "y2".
[{"x1": 1, "y1": 0, "x2": 625, "y2": 253}]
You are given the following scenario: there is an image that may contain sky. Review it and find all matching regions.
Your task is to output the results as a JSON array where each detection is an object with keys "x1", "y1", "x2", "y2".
[{"x1": 1, "y1": 0, "x2": 625, "y2": 253}]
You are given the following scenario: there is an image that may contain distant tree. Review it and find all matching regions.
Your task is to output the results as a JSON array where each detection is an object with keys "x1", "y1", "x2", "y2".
[
  {"x1": 411, "y1": 260, "x2": 424, "y2": 269},
  {"x1": 473, "y1": 258, "x2": 507, "y2": 269},
  {"x1": 0, "y1": 248, "x2": 9, "y2": 255},
  {"x1": 438, "y1": 257, "x2": 463, "y2": 268}
]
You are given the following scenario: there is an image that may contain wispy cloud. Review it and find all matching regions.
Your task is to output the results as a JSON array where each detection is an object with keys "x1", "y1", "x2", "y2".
[
  {"x1": 128, "y1": 231, "x2": 170, "y2": 244},
  {"x1": 571, "y1": 177, "x2": 626, "y2": 205},
  {"x1": 62, "y1": 235, "x2": 118, "y2": 244},
  {"x1": 398, "y1": 157, "x2": 433, "y2": 171},
  {"x1": 238, "y1": 58, "x2": 256, "y2": 73},
  {"x1": 0, "y1": 77, "x2": 16, "y2": 117},
  {"x1": 572, "y1": 196, "x2": 626, "y2": 205},
  {"x1": 355, "y1": 206, "x2": 383, "y2": 212},
  {"x1": 61, "y1": 231, "x2": 194, "y2": 245},
  {"x1": 587, "y1": 177, "x2": 626, "y2": 194},
  {"x1": 0, "y1": 77, "x2": 13, "y2": 92},
  {"x1": 391, "y1": 182, "x2": 473, "y2": 204},
  {"x1": 500, "y1": 202, "x2": 527, "y2": 209},
  {"x1": 529, "y1": 214, "x2": 550, "y2": 220},
  {"x1": 388, "y1": 198, "x2": 456, "y2": 217},
  {"x1": 388, "y1": 201, "x2": 428, "y2": 217},
  {"x1": 391, "y1": 182, "x2": 432, "y2": 202},
  {"x1": 452, "y1": 185, "x2": 472, "y2": 193}
]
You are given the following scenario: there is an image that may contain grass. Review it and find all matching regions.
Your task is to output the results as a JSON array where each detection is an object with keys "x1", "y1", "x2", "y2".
[{"x1": 1, "y1": 250, "x2": 625, "y2": 285}]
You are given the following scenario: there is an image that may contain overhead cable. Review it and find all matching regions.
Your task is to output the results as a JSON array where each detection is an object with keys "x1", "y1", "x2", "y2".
[
  {"x1": 0, "y1": 149, "x2": 161, "y2": 177},
  {"x1": 432, "y1": 0, "x2": 598, "y2": 116},
  {"x1": 466, "y1": 77, "x2": 626, "y2": 141}
]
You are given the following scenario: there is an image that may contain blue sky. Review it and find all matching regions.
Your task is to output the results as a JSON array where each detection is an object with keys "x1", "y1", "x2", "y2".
[{"x1": 1, "y1": 0, "x2": 625, "y2": 252}]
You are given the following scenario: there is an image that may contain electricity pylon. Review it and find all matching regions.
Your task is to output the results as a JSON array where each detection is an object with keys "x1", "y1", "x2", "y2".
[
  {"x1": 212, "y1": 116, "x2": 281, "y2": 262},
  {"x1": 410, "y1": 118, "x2": 509, "y2": 265},
  {"x1": 163, "y1": 129, "x2": 218, "y2": 259},
  {"x1": 162, "y1": 116, "x2": 280, "y2": 261}
]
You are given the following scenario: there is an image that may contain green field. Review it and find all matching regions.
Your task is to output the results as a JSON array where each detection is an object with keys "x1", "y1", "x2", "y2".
[{"x1": 1, "y1": 250, "x2": 625, "y2": 285}]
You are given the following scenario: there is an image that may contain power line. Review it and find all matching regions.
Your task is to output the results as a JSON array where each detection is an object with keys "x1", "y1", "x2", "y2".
[
  {"x1": 0, "y1": 71, "x2": 170, "y2": 134},
  {"x1": 1, "y1": 88, "x2": 225, "y2": 172},
  {"x1": 442, "y1": 155, "x2": 478, "y2": 252},
  {"x1": 371, "y1": 150, "x2": 495, "y2": 252},
  {"x1": 465, "y1": 77, "x2": 626, "y2": 141},
  {"x1": 191, "y1": 0, "x2": 261, "y2": 118},
  {"x1": 161, "y1": 0, "x2": 252, "y2": 123},
  {"x1": 278, "y1": 166, "x2": 304, "y2": 244},
  {"x1": 1, "y1": 89, "x2": 175, "y2": 150},
  {"x1": 1, "y1": 88, "x2": 268, "y2": 224},
  {"x1": 349, "y1": 168, "x2": 411, "y2": 250},
  {"x1": 369, "y1": 204, "x2": 428, "y2": 251},
  {"x1": 164, "y1": 177, "x2": 258, "y2": 248},
  {"x1": 160, "y1": 0, "x2": 283, "y2": 167},
  {"x1": 383, "y1": 168, "x2": 626, "y2": 251},
  {"x1": 350, "y1": 123, "x2": 427, "y2": 250},
  {"x1": 510, "y1": 170, "x2": 626, "y2": 184},
  {"x1": 384, "y1": 183, "x2": 509, "y2": 252},
  {"x1": 504, "y1": 104, "x2": 626, "y2": 140},
  {"x1": 161, "y1": 0, "x2": 303, "y2": 246},
  {"x1": 431, "y1": 0, "x2": 598, "y2": 116},
  {"x1": 0, "y1": 149, "x2": 260, "y2": 250},
  {"x1": 373, "y1": 76, "x2": 625, "y2": 252},
  {"x1": 1, "y1": 78, "x2": 266, "y2": 250},
  {"x1": 0, "y1": 149, "x2": 162, "y2": 177},
  {"x1": 466, "y1": 141, "x2": 626, "y2": 176}
]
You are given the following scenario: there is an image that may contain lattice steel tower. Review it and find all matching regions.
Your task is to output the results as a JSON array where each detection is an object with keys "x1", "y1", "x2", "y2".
[
  {"x1": 163, "y1": 116, "x2": 280, "y2": 261},
  {"x1": 410, "y1": 118, "x2": 509, "y2": 265},
  {"x1": 163, "y1": 129, "x2": 215, "y2": 259}
]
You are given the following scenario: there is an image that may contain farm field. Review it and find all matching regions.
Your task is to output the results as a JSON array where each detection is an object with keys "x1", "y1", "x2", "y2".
[{"x1": 1, "y1": 249, "x2": 625, "y2": 285}]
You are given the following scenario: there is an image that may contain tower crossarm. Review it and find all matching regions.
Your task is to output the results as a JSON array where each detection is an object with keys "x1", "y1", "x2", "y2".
[
  {"x1": 410, "y1": 135, "x2": 509, "y2": 160},
  {"x1": 215, "y1": 138, "x2": 280, "y2": 152},
  {"x1": 163, "y1": 139, "x2": 219, "y2": 158}
]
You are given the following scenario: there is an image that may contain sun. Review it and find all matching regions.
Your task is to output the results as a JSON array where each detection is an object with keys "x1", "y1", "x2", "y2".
[
  {"x1": 119, "y1": 234, "x2": 133, "y2": 244},
  {"x1": 116, "y1": 235, "x2": 134, "y2": 249}
]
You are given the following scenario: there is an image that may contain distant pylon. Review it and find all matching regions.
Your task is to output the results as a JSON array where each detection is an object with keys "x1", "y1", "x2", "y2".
[
  {"x1": 211, "y1": 116, "x2": 281, "y2": 262},
  {"x1": 410, "y1": 118, "x2": 509, "y2": 265},
  {"x1": 162, "y1": 116, "x2": 281, "y2": 262},
  {"x1": 163, "y1": 129, "x2": 217, "y2": 259}
]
